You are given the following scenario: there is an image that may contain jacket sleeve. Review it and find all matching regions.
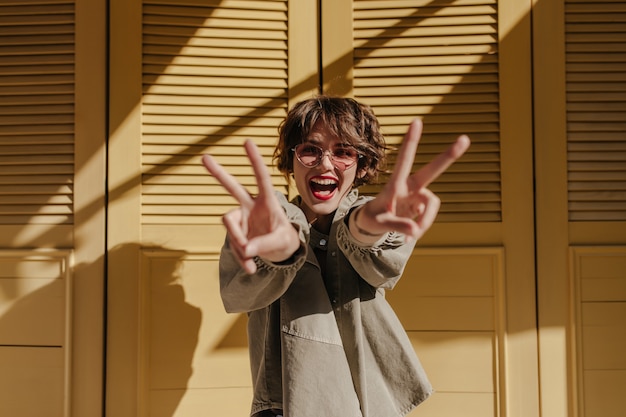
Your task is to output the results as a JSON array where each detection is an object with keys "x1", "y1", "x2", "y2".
[
  {"x1": 218, "y1": 193, "x2": 309, "y2": 313},
  {"x1": 336, "y1": 206, "x2": 417, "y2": 290}
]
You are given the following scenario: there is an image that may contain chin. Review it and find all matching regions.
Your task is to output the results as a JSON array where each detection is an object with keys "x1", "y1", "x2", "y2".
[{"x1": 309, "y1": 193, "x2": 344, "y2": 214}]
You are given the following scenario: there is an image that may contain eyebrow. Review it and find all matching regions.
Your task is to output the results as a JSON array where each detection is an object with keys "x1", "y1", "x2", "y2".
[
  {"x1": 302, "y1": 139, "x2": 353, "y2": 148},
  {"x1": 303, "y1": 138, "x2": 322, "y2": 145}
]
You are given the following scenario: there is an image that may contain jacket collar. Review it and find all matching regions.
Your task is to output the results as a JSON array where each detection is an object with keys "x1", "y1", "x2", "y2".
[{"x1": 291, "y1": 188, "x2": 359, "y2": 227}]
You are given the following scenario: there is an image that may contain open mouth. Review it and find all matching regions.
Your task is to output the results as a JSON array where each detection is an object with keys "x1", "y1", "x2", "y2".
[{"x1": 309, "y1": 177, "x2": 338, "y2": 200}]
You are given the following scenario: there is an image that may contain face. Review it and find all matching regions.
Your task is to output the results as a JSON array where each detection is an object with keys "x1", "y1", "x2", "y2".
[{"x1": 293, "y1": 120, "x2": 362, "y2": 223}]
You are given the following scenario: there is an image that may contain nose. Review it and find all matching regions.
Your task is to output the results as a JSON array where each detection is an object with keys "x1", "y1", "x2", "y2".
[{"x1": 319, "y1": 150, "x2": 335, "y2": 169}]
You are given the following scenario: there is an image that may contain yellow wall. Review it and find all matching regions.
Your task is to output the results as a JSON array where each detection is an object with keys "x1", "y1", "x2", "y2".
[
  {"x1": 0, "y1": 0, "x2": 624, "y2": 416},
  {"x1": 0, "y1": 0, "x2": 106, "y2": 416}
]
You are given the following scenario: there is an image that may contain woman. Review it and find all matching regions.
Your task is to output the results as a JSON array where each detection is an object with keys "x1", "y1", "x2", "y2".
[{"x1": 202, "y1": 96, "x2": 470, "y2": 417}]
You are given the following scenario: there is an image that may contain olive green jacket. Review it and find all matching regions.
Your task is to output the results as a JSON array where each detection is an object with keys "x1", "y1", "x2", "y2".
[{"x1": 219, "y1": 190, "x2": 432, "y2": 417}]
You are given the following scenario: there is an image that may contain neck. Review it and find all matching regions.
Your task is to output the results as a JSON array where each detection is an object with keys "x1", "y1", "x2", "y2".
[
  {"x1": 310, "y1": 213, "x2": 333, "y2": 234},
  {"x1": 298, "y1": 198, "x2": 334, "y2": 234}
]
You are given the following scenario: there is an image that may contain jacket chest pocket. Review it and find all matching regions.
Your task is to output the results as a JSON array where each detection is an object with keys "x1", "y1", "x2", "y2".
[{"x1": 280, "y1": 264, "x2": 343, "y2": 346}]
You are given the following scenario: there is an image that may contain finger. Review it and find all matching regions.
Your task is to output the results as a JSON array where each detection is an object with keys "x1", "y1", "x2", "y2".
[
  {"x1": 374, "y1": 211, "x2": 419, "y2": 237},
  {"x1": 245, "y1": 232, "x2": 289, "y2": 259},
  {"x1": 244, "y1": 139, "x2": 275, "y2": 198},
  {"x1": 390, "y1": 119, "x2": 423, "y2": 182},
  {"x1": 226, "y1": 233, "x2": 246, "y2": 263},
  {"x1": 229, "y1": 240, "x2": 257, "y2": 274},
  {"x1": 415, "y1": 189, "x2": 441, "y2": 230},
  {"x1": 222, "y1": 210, "x2": 248, "y2": 248},
  {"x1": 225, "y1": 228, "x2": 258, "y2": 274},
  {"x1": 411, "y1": 134, "x2": 470, "y2": 188},
  {"x1": 225, "y1": 231, "x2": 257, "y2": 274},
  {"x1": 242, "y1": 258, "x2": 258, "y2": 274},
  {"x1": 202, "y1": 154, "x2": 254, "y2": 207}
]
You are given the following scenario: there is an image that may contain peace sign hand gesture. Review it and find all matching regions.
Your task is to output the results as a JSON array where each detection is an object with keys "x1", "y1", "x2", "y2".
[
  {"x1": 353, "y1": 119, "x2": 470, "y2": 242},
  {"x1": 202, "y1": 140, "x2": 301, "y2": 274}
]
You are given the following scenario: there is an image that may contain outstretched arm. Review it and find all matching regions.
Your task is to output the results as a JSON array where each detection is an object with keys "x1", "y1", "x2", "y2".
[
  {"x1": 350, "y1": 118, "x2": 470, "y2": 243},
  {"x1": 202, "y1": 140, "x2": 301, "y2": 274}
]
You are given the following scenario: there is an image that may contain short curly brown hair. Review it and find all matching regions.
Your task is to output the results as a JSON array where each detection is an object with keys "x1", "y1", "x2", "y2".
[{"x1": 273, "y1": 95, "x2": 387, "y2": 187}]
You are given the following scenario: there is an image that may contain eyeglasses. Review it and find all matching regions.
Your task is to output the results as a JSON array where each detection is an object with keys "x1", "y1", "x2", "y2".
[{"x1": 292, "y1": 143, "x2": 361, "y2": 170}]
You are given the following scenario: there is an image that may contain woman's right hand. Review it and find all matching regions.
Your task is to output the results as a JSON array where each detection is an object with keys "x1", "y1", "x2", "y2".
[{"x1": 202, "y1": 140, "x2": 301, "y2": 274}]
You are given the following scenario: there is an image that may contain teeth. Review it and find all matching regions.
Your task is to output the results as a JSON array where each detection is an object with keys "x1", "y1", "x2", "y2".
[{"x1": 311, "y1": 178, "x2": 337, "y2": 185}]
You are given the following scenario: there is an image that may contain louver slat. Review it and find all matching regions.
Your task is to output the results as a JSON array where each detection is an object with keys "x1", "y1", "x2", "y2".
[
  {"x1": 142, "y1": 1, "x2": 289, "y2": 225},
  {"x1": 565, "y1": 1, "x2": 626, "y2": 221},
  {"x1": 353, "y1": 0, "x2": 500, "y2": 222},
  {"x1": 0, "y1": 1, "x2": 75, "y2": 226}
]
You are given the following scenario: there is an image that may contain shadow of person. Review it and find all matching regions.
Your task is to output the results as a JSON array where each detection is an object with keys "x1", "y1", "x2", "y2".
[{"x1": 0, "y1": 245, "x2": 202, "y2": 417}]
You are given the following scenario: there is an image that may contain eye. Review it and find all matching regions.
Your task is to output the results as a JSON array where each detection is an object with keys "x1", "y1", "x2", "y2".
[
  {"x1": 334, "y1": 147, "x2": 358, "y2": 159},
  {"x1": 299, "y1": 144, "x2": 321, "y2": 156}
]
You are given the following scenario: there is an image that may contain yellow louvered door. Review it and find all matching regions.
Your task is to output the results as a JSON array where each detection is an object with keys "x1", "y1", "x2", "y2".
[
  {"x1": 0, "y1": 1, "x2": 106, "y2": 416},
  {"x1": 322, "y1": 1, "x2": 539, "y2": 416},
  {"x1": 105, "y1": 1, "x2": 624, "y2": 417},
  {"x1": 534, "y1": 1, "x2": 626, "y2": 417},
  {"x1": 107, "y1": 1, "x2": 318, "y2": 416}
]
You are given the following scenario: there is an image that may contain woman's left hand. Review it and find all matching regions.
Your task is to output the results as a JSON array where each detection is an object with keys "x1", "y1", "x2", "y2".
[{"x1": 355, "y1": 118, "x2": 470, "y2": 242}]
